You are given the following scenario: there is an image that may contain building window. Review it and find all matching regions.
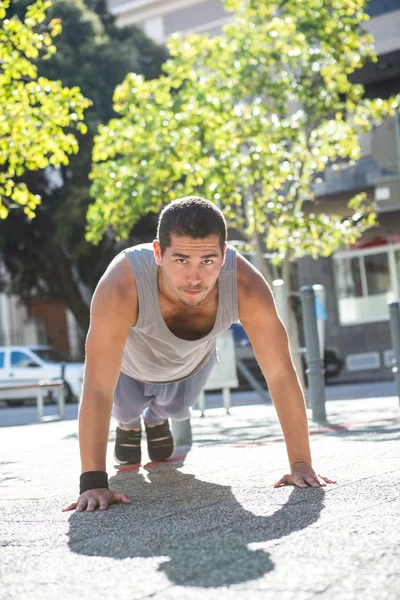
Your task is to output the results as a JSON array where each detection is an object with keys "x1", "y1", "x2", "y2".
[
  {"x1": 334, "y1": 241, "x2": 400, "y2": 325},
  {"x1": 367, "y1": 0, "x2": 400, "y2": 18},
  {"x1": 364, "y1": 253, "x2": 391, "y2": 294},
  {"x1": 163, "y1": 0, "x2": 227, "y2": 36}
]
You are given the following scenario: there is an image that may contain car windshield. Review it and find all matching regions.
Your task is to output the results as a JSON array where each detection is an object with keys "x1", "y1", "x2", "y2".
[{"x1": 33, "y1": 349, "x2": 73, "y2": 363}]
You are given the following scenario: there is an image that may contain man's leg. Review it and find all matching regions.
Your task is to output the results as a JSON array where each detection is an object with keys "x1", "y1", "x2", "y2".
[
  {"x1": 145, "y1": 350, "x2": 218, "y2": 422},
  {"x1": 112, "y1": 372, "x2": 150, "y2": 465},
  {"x1": 143, "y1": 351, "x2": 218, "y2": 460}
]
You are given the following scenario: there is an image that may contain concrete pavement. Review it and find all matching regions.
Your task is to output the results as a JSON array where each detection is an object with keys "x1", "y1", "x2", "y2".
[{"x1": 0, "y1": 388, "x2": 399, "y2": 599}]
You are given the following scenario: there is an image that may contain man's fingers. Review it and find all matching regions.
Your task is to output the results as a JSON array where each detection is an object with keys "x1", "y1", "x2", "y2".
[
  {"x1": 112, "y1": 492, "x2": 132, "y2": 504},
  {"x1": 275, "y1": 467, "x2": 336, "y2": 490},
  {"x1": 62, "y1": 491, "x2": 132, "y2": 513},
  {"x1": 273, "y1": 476, "x2": 285, "y2": 488},
  {"x1": 294, "y1": 479, "x2": 308, "y2": 488},
  {"x1": 304, "y1": 476, "x2": 323, "y2": 488},
  {"x1": 99, "y1": 499, "x2": 109, "y2": 511},
  {"x1": 318, "y1": 475, "x2": 337, "y2": 484},
  {"x1": 274, "y1": 474, "x2": 290, "y2": 487},
  {"x1": 302, "y1": 475, "x2": 326, "y2": 488},
  {"x1": 75, "y1": 498, "x2": 88, "y2": 512},
  {"x1": 62, "y1": 502, "x2": 78, "y2": 512},
  {"x1": 99, "y1": 492, "x2": 132, "y2": 508},
  {"x1": 86, "y1": 497, "x2": 99, "y2": 512},
  {"x1": 290, "y1": 473, "x2": 310, "y2": 488}
]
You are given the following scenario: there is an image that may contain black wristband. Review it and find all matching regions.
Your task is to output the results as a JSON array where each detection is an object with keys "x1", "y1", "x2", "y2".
[{"x1": 79, "y1": 471, "x2": 109, "y2": 494}]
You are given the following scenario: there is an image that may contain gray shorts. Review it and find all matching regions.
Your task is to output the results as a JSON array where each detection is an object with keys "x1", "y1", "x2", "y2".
[{"x1": 112, "y1": 350, "x2": 218, "y2": 427}]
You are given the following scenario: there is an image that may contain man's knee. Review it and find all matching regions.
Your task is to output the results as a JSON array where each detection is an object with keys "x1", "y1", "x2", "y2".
[
  {"x1": 149, "y1": 403, "x2": 190, "y2": 421},
  {"x1": 112, "y1": 401, "x2": 141, "y2": 425},
  {"x1": 168, "y1": 409, "x2": 191, "y2": 421}
]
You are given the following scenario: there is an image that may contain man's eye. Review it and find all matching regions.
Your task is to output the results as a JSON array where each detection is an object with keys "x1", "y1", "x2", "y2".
[
  {"x1": 176, "y1": 259, "x2": 187, "y2": 264},
  {"x1": 203, "y1": 260, "x2": 213, "y2": 265}
]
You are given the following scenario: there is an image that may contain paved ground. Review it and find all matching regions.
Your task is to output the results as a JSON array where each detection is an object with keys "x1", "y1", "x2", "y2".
[{"x1": 0, "y1": 386, "x2": 399, "y2": 599}]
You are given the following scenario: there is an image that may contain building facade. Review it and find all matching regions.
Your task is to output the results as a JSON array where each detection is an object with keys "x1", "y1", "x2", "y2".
[
  {"x1": 298, "y1": 1, "x2": 400, "y2": 382},
  {"x1": 0, "y1": 262, "x2": 81, "y2": 359},
  {"x1": 2, "y1": 1, "x2": 398, "y2": 369},
  {"x1": 108, "y1": 0, "x2": 229, "y2": 41},
  {"x1": 108, "y1": 0, "x2": 400, "y2": 382}
]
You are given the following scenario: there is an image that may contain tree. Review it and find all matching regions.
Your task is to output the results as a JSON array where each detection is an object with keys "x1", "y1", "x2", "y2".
[
  {"x1": 0, "y1": 0, "x2": 90, "y2": 218},
  {"x1": 89, "y1": 0, "x2": 399, "y2": 380},
  {"x1": 0, "y1": 0, "x2": 167, "y2": 337}
]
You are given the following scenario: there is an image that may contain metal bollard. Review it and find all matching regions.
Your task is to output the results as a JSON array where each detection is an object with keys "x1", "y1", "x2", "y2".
[
  {"x1": 58, "y1": 383, "x2": 65, "y2": 420},
  {"x1": 37, "y1": 387, "x2": 44, "y2": 423},
  {"x1": 388, "y1": 301, "x2": 400, "y2": 406},
  {"x1": 300, "y1": 286, "x2": 327, "y2": 423},
  {"x1": 272, "y1": 279, "x2": 288, "y2": 329},
  {"x1": 171, "y1": 418, "x2": 192, "y2": 448}
]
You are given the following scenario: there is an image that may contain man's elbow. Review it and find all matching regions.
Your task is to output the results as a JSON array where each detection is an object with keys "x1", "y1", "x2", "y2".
[
  {"x1": 80, "y1": 384, "x2": 114, "y2": 409},
  {"x1": 260, "y1": 352, "x2": 299, "y2": 386}
]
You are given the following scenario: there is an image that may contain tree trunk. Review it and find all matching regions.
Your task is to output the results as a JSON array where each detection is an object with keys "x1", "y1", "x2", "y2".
[
  {"x1": 251, "y1": 232, "x2": 275, "y2": 284},
  {"x1": 1, "y1": 207, "x2": 94, "y2": 333}
]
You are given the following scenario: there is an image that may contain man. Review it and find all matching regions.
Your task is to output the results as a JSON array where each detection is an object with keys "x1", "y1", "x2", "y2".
[{"x1": 63, "y1": 196, "x2": 335, "y2": 513}]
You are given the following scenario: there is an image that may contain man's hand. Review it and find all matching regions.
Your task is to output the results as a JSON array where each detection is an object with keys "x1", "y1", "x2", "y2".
[
  {"x1": 62, "y1": 488, "x2": 132, "y2": 512},
  {"x1": 274, "y1": 462, "x2": 337, "y2": 489}
]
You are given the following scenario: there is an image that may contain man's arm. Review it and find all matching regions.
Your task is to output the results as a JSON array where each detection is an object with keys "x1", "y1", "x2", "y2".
[
  {"x1": 63, "y1": 255, "x2": 138, "y2": 511},
  {"x1": 237, "y1": 254, "x2": 336, "y2": 488}
]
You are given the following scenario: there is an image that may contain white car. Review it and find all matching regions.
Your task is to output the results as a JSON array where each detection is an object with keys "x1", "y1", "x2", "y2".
[{"x1": 0, "y1": 345, "x2": 83, "y2": 406}]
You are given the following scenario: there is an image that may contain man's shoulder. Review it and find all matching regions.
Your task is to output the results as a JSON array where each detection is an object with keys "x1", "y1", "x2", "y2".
[
  {"x1": 235, "y1": 252, "x2": 262, "y2": 287},
  {"x1": 235, "y1": 252, "x2": 274, "y2": 315},
  {"x1": 89, "y1": 252, "x2": 138, "y2": 327},
  {"x1": 98, "y1": 251, "x2": 138, "y2": 301},
  {"x1": 124, "y1": 242, "x2": 153, "y2": 255}
]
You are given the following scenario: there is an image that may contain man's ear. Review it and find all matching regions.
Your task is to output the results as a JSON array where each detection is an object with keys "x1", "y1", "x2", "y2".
[
  {"x1": 153, "y1": 239, "x2": 162, "y2": 266},
  {"x1": 222, "y1": 242, "x2": 228, "y2": 267}
]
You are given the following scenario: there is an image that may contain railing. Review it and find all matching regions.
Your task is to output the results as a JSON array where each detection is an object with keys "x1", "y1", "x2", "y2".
[{"x1": 0, "y1": 380, "x2": 65, "y2": 423}]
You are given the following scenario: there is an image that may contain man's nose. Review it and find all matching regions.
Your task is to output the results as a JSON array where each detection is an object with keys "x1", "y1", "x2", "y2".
[{"x1": 186, "y1": 269, "x2": 201, "y2": 286}]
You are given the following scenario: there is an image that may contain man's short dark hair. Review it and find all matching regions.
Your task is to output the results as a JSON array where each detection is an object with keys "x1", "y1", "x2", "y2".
[{"x1": 157, "y1": 196, "x2": 227, "y2": 254}]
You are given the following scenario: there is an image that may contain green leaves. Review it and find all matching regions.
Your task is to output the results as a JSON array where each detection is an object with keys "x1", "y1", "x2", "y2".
[
  {"x1": 89, "y1": 0, "x2": 399, "y2": 265},
  {"x1": 0, "y1": 0, "x2": 90, "y2": 218}
]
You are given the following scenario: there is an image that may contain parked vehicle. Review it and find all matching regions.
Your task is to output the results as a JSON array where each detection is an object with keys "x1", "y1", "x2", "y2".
[
  {"x1": 230, "y1": 323, "x2": 344, "y2": 390},
  {"x1": 0, "y1": 346, "x2": 83, "y2": 406}
]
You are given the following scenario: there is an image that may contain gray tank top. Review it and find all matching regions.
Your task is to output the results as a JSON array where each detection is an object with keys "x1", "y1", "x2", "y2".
[{"x1": 120, "y1": 243, "x2": 238, "y2": 384}]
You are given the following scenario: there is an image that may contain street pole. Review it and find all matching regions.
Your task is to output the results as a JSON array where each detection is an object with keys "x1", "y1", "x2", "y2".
[
  {"x1": 388, "y1": 301, "x2": 400, "y2": 406},
  {"x1": 272, "y1": 279, "x2": 288, "y2": 329},
  {"x1": 171, "y1": 419, "x2": 192, "y2": 448},
  {"x1": 312, "y1": 283, "x2": 326, "y2": 360},
  {"x1": 300, "y1": 286, "x2": 327, "y2": 423}
]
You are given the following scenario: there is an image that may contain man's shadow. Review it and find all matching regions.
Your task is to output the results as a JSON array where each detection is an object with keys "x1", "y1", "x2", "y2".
[{"x1": 68, "y1": 460, "x2": 325, "y2": 587}]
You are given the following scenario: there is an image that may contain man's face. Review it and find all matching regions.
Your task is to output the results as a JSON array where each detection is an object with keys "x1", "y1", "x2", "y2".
[{"x1": 153, "y1": 234, "x2": 226, "y2": 307}]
